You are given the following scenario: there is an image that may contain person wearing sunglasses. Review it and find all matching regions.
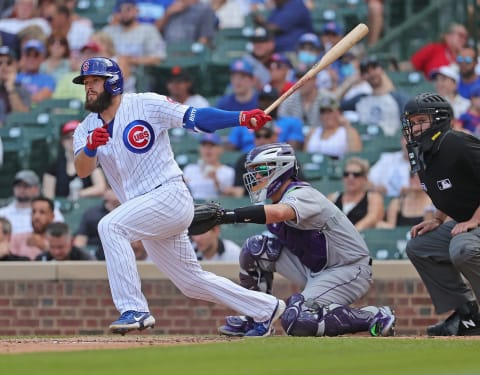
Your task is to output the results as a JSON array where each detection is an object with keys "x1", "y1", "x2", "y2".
[
  {"x1": 327, "y1": 156, "x2": 384, "y2": 231},
  {"x1": 215, "y1": 142, "x2": 395, "y2": 337},
  {"x1": 457, "y1": 47, "x2": 480, "y2": 100},
  {"x1": 0, "y1": 45, "x2": 30, "y2": 125}
]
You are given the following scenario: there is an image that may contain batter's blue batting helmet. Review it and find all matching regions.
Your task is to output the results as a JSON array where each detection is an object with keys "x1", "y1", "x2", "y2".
[{"x1": 72, "y1": 57, "x2": 123, "y2": 95}]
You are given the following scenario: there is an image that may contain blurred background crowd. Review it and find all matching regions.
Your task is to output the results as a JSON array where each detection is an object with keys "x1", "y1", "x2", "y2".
[{"x1": 0, "y1": 0, "x2": 478, "y2": 262}]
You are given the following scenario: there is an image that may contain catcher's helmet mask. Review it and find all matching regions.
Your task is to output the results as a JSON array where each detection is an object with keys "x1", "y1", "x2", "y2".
[
  {"x1": 243, "y1": 143, "x2": 298, "y2": 203},
  {"x1": 72, "y1": 57, "x2": 124, "y2": 96}
]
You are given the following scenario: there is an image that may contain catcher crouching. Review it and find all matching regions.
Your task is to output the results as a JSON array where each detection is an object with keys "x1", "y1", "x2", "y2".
[{"x1": 188, "y1": 142, "x2": 395, "y2": 337}]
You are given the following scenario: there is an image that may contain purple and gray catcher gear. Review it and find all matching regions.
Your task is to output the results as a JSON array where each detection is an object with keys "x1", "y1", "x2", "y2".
[
  {"x1": 239, "y1": 234, "x2": 282, "y2": 293},
  {"x1": 72, "y1": 57, "x2": 124, "y2": 95},
  {"x1": 281, "y1": 294, "x2": 396, "y2": 337},
  {"x1": 243, "y1": 143, "x2": 298, "y2": 203}
]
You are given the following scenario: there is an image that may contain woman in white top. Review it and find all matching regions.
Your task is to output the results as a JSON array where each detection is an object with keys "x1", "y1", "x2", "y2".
[{"x1": 304, "y1": 96, "x2": 362, "y2": 158}]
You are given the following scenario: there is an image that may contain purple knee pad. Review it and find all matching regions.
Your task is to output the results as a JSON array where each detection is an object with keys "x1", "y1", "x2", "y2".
[{"x1": 281, "y1": 295, "x2": 375, "y2": 337}]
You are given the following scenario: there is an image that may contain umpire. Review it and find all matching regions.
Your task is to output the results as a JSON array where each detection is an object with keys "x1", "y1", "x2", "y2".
[{"x1": 402, "y1": 92, "x2": 480, "y2": 336}]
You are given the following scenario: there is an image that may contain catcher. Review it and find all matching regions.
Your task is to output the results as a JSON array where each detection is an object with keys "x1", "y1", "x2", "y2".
[{"x1": 189, "y1": 142, "x2": 396, "y2": 337}]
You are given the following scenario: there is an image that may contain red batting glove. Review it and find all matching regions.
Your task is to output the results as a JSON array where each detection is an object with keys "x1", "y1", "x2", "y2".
[
  {"x1": 239, "y1": 109, "x2": 272, "y2": 131},
  {"x1": 84, "y1": 126, "x2": 109, "y2": 156}
]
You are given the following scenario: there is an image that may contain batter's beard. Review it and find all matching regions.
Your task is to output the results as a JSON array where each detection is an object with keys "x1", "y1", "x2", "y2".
[{"x1": 85, "y1": 91, "x2": 114, "y2": 113}]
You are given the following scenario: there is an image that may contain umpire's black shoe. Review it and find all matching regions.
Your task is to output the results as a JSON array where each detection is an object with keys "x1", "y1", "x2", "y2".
[{"x1": 427, "y1": 302, "x2": 480, "y2": 336}]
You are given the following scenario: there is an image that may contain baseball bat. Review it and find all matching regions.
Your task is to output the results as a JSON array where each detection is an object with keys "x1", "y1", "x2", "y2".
[{"x1": 264, "y1": 23, "x2": 369, "y2": 115}]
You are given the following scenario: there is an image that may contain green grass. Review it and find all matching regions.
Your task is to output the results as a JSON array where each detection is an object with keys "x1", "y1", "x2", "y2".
[{"x1": 1, "y1": 337, "x2": 479, "y2": 375}]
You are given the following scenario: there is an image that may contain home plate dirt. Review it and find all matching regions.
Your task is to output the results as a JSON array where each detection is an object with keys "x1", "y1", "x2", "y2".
[{"x1": 0, "y1": 336, "x2": 236, "y2": 354}]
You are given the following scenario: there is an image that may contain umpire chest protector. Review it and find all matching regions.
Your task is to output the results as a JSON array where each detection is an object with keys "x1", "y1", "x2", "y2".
[{"x1": 419, "y1": 130, "x2": 480, "y2": 222}]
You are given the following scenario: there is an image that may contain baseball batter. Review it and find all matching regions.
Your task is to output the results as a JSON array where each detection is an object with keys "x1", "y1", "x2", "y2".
[{"x1": 72, "y1": 57, "x2": 285, "y2": 336}]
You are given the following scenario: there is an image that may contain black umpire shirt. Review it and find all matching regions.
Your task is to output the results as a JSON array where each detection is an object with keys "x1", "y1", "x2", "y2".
[{"x1": 418, "y1": 130, "x2": 480, "y2": 222}]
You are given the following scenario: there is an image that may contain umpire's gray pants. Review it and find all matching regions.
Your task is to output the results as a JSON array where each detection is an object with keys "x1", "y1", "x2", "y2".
[{"x1": 406, "y1": 220, "x2": 480, "y2": 314}]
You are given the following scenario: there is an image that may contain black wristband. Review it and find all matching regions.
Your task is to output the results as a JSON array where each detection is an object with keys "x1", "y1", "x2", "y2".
[{"x1": 233, "y1": 205, "x2": 266, "y2": 224}]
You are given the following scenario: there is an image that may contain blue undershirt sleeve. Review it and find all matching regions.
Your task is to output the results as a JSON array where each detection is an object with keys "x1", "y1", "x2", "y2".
[{"x1": 183, "y1": 107, "x2": 241, "y2": 132}]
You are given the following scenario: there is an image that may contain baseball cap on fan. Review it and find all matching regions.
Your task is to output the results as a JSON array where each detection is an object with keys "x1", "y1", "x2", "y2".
[
  {"x1": 81, "y1": 41, "x2": 101, "y2": 53},
  {"x1": 200, "y1": 133, "x2": 222, "y2": 146},
  {"x1": 322, "y1": 21, "x2": 344, "y2": 36},
  {"x1": 13, "y1": 170, "x2": 40, "y2": 186},
  {"x1": 430, "y1": 65, "x2": 459, "y2": 84},
  {"x1": 230, "y1": 59, "x2": 254, "y2": 76},
  {"x1": 61, "y1": 120, "x2": 81, "y2": 135},
  {"x1": 167, "y1": 65, "x2": 192, "y2": 82},
  {"x1": 23, "y1": 39, "x2": 46, "y2": 55},
  {"x1": 250, "y1": 27, "x2": 274, "y2": 43}
]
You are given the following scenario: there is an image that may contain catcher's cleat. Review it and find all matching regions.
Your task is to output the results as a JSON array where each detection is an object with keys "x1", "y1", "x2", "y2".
[
  {"x1": 369, "y1": 306, "x2": 395, "y2": 337},
  {"x1": 245, "y1": 299, "x2": 286, "y2": 337},
  {"x1": 109, "y1": 311, "x2": 155, "y2": 335}
]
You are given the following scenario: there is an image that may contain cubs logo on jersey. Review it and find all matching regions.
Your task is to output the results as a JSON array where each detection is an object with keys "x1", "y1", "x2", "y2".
[{"x1": 123, "y1": 120, "x2": 155, "y2": 153}]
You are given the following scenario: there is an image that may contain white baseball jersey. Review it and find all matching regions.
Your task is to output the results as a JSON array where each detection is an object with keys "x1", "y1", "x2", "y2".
[
  {"x1": 73, "y1": 93, "x2": 189, "y2": 202},
  {"x1": 73, "y1": 92, "x2": 279, "y2": 322}
]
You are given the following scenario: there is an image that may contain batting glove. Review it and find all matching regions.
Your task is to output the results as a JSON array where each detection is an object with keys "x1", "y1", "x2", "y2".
[
  {"x1": 239, "y1": 109, "x2": 272, "y2": 131},
  {"x1": 84, "y1": 125, "x2": 109, "y2": 157}
]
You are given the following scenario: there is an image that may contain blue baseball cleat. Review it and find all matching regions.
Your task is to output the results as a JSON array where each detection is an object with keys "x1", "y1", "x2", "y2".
[
  {"x1": 109, "y1": 311, "x2": 155, "y2": 335},
  {"x1": 244, "y1": 300, "x2": 286, "y2": 337}
]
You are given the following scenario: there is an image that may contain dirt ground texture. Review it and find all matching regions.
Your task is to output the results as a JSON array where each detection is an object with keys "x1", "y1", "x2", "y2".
[
  {"x1": 0, "y1": 335, "x2": 236, "y2": 354},
  {"x1": 2, "y1": 334, "x2": 479, "y2": 354}
]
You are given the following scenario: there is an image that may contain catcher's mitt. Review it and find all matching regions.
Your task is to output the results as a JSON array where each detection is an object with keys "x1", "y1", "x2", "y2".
[{"x1": 188, "y1": 202, "x2": 234, "y2": 235}]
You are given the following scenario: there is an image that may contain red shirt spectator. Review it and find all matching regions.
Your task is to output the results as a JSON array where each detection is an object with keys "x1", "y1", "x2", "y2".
[{"x1": 411, "y1": 23, "x2": 468, "y2": 79}]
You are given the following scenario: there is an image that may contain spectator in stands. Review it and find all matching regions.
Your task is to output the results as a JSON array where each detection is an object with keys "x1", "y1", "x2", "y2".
[
  {"x1": 278, "y1": 62, "x2": 331, "y2": 128},
  {"x1": 368, "y1": 136, "x2": 410, "y2": 198},
  {"x1": 320, "y1": 21, "x2": 343, "y2": 53},
  {"x1": 242, "y1": 26, "x2": 275, "y2": 89},
  {"x1": 0, "y1": 216, "x2": 30, "y2": 261},
  {"x1": 431, "y1": 65, "x2": 470, "y2": 121},
  {"x1": 191, "y1": 224, "x2": 241, "y2": 262},
  {"x1": 210, "y1": 0, "x2": 247, "y2": 29},
  {"x1": 377, "y1": 173, "x2": 434, "y2": 229},
  {"x1": 16, "y1": 39, "x2": 56, "y2": 104},
  {"x1": 73, "y1": 187, "x2": 120, "y2": 259},
  {"x1": 304, "y1": 96, "x2": 362, "y2": 158},
  {"x1": 217, "y1": 59, "x2": 259, "y2": 150},
  {"x1": 39, "y1": 35, "x2": 71, "y2": 83},
  {"x1": 0, "y1": 0, "x2": 51, "y2": 36},
  {"x1": 458, "y1": 84, "x2": 480, "y2": 137},
  {"x1": 41, "y1": 2, "x2": 93, "y2": 56},
  {"x1": 293, "y1": 32, "x2": 334, "y2": 90},
  {"x1": 344, "y1": 55, "x2": 409, "y2": 136},
  {"x1": 61, "y1": 0, "x2": 95, "y2": 29},
  {"x1": 52, "y1": 39, "x2": 98, "y2": 100},
  {"x1": 457, "y1": 47, "x2": 480, "y2": 100},
  {"x1": 0, "y1": 136, "x2": 3, "y2": 167},
  {"x1": 327, "y1": 156, "x2": 384, "y2": 231},
  {"x1": 0, "y1": 29, "x2": 21, "y2": 59},
  {"x1": 366, "y1": 0, "x2": 383, "y2": 46},
  {"x1": 410, "y1": 23, "x2": 468, "y2": 80},
  {"x1": 42, "y1": 120, "x2": 107, "y2": 200},
  {"x1": 224, "y1": 85, "x2": 304, "y2": 157},
  {"x1": 251, "y1": 0, "x2": 313, "y2": 53},
  {"x1": 166, "y1": 65, "x2": 209, "y2": 108},
  {"x1": 0, "y1": 170, "x2": 63, "y2": 234},
  {"x1": 110, "y1": 0, "x2": 174, "y2": 25},
  {"x1": 183, "y1": 133, "x2": 235, "y2": 201},
  {"x1": 191, "y1": 225, "x2": 241, "y2": 263},
  {"x1": 35, "y1": 221, "x2": 93, "y2": 260},
  {"x1": 10, "y1": 196, "x2": 55, "y2": 260},
  {"x1": 156, "y1": 0, "x2": 217, "y2": 49},
  {"x1": 0, "y1": 0, "x2": 14, "y2": 19},
  {"x1": 103, "y1": 0, "x2": 165, "y2": 73},
  {"x1": 267, "y1": 52, "x2": 294, "y2": 95},
  {"x1": 0, "y1": 45, "x2": 30, "y2": 125}
]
